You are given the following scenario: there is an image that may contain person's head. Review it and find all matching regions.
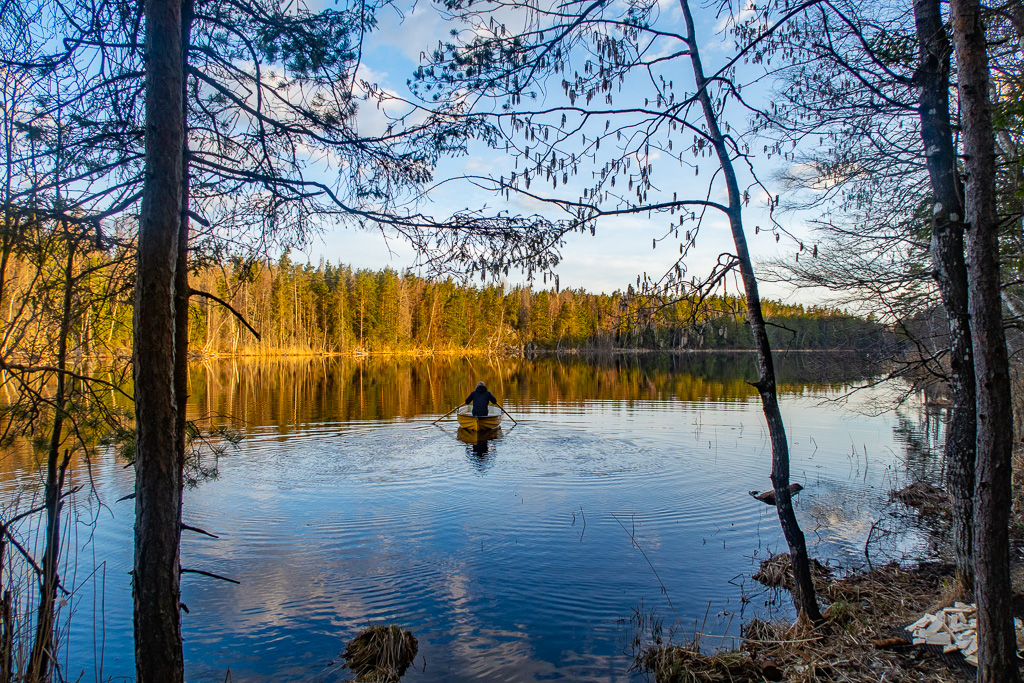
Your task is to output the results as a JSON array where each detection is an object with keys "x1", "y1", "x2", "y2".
[{"x1": 476, "y1": 381, "x2": 486, "y2": 391}]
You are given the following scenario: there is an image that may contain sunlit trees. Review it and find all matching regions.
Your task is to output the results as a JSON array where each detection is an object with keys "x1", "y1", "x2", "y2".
[
  {"x1": 0, "y1": 9, "x2": 133, "y2": 679},
  {"x1": 0, "y1": 247, "x2": 865, "y2": 356},
  {"x1": 3, "y1": 0, "x2": 589, "y2": 672}
]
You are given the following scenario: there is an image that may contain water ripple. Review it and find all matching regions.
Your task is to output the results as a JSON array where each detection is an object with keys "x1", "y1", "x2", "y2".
[{"x1": 46, "y1": 381, "x2": 925, "y2": 683}]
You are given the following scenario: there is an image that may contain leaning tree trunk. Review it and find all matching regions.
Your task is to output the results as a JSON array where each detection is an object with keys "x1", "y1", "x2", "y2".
[
  {"x1": 26, "y1": 237, "x2": 76, "y2": 681},
  {"x1": 679, "y1": 0, "x2": 821, "y2": 623},
  {"x1": 949, "y1": 0, "x2": 1020, "y2": 681},
  {"x1": 913, "y1": 0, "x2": 977, "y2": 593},
  {"x1": 134, "y1": 0, "x2": 185, "y2": 678}
]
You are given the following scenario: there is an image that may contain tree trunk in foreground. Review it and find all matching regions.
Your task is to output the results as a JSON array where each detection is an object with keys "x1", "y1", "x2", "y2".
[
  {"x1": 679, "y1": 0, "x2": 821, "y2": 623},
  {"x1": 949, "y1": 0, "x2": 1019, "y2": 680},
  {"x1": 913, "y1": 0, "x2": 977, "y2": 593},
  {"x1": 134, "y1": 0, "x2": 184, "y2": 678},
  {"x1": 175, "y1": 0, "x2": 194, "y2": 517}
]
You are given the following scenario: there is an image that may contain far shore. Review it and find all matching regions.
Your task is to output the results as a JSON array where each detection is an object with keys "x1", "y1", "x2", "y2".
[
  {"x1": 51, "y1": 346, "x2": 877, "y2": 363},
  {"x1": 184, "y1": 346, "x2": 870, "y2": 359}
]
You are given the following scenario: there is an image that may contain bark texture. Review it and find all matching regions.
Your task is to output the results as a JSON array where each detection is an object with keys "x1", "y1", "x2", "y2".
[
  {"x1": 949, "y1": 0, "x2": 1020, "y2": 680},
  {"x1": 1, "y1": 581, "x2": 10, "y2": 682},
  {"x1": 679, "y1": 0, "x2": 821, "y2": 623},
  {"x1": 133, "y1": 0, "x2": 185, "y2": 678},
  {"x1": 173, "y1": 0, "x2": 193, "y2": 584},
  {"x1": 913, "y1": 0, "x2": 976, "y2": 591}
]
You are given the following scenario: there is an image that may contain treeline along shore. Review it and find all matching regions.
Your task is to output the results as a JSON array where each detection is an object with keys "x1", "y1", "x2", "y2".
[{"x1": 50, "y1": 252, "x2": 893, "y2": 357}]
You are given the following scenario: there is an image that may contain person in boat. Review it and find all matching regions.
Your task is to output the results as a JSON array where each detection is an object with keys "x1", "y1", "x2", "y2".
[{"x1": 465, "y1": 381, "x2": 498, "y2": 417}]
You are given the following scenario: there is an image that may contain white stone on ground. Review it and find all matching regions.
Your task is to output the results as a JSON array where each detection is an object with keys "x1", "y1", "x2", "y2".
[{"x1": 906, "y1": 602, "x2": 1024, "y2": 666}]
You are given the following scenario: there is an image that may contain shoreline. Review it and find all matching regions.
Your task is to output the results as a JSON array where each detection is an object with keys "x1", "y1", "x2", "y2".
[
  {"x1": 35, "y1": 348, "x2": 880, "y2": 365},
  {"x1": 634, "y1": 466, "x2": 1024, "y2": 683},
  {"x1": 181, "y1": 347, "x2": 871, "y2": 360},
  {"x1": 634, "y1": 558, "x2": 975, "y2": 683}
]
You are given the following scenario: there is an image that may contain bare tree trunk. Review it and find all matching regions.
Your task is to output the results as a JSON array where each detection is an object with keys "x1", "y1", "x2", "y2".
[
  {"x1": 133, "y1": 0, "x2": 185, "y2": 678},
  {"x1": 949, "y1": 0, "x2": 1020, "y2": 680},
  {"x1": 1, "y1": 586, "x2": 10, "y2": 683},
  {"x1": 26, "y1": 237, "x2": 76, "y2": 681},
  {"x1": 173, "y1": 0, "x2": 194, "y2": 576},
  {"x1": 679, "y1": 0, "x2": 821, "y2": 623},
  {"x1": 913, "y1": 0, "x2": 976, "y2": 593}
]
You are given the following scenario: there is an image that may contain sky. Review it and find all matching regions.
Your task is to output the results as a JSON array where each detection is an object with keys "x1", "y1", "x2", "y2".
[{"x1": 292, "y1": 0, "x2": 822, "y2": 303}]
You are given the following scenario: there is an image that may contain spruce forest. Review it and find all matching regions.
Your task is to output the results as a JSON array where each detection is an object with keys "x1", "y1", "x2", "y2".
[
  {"x1": 0, "y1": 0, "x2": 1021, "y2": 680},
  {"x1": 9, "y1": 243, "x2": 883, "y2": 355}
]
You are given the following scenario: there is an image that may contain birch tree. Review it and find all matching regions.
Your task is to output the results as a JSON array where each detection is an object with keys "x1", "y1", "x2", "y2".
[{"x1": 413, "y1": 0, "x2": 825, "y2": 621}]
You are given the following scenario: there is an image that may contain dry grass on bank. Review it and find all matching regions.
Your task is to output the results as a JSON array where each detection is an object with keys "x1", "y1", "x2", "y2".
[{"x1": 634, "y1": 560, "x2": 973, "y2": 683}]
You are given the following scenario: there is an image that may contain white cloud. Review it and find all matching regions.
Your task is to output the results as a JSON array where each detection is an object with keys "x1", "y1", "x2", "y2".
[{"x1": 374, "y1": 2, "x2": 453, "y2": 63}]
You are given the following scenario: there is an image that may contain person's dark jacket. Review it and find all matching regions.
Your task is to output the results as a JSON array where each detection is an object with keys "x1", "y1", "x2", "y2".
[{"x1": 465, "y1": 386, "x2": 498, "y2": 417}]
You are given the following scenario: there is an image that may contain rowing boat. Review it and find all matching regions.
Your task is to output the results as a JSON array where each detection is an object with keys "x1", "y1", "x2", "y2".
[{"x1": 456, "y1": 405, "x2": 503, "y2": 431}]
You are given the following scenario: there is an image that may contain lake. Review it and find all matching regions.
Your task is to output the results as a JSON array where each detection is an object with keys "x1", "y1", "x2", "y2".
[{"x1": 2, "y1": 353, "x2": 941, "y2": 681}]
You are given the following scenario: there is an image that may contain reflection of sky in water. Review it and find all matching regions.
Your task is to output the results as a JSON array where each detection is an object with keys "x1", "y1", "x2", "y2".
[{"x1": 11, "y1": 360, "x2": 936, "y2": 682}]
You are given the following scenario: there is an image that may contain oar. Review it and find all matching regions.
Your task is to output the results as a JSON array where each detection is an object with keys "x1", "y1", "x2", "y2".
[
  {"x1": 432, "y1": 404, "x2": 463, "y2": 424},
  {"x1": 496, "y1": 404, "x2": 518, "y2": 425}
]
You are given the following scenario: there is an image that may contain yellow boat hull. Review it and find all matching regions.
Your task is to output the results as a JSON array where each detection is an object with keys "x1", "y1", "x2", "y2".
[
  {"x1": 456, "y1": 426, "x2": 503, "y2": 445},
  {"x1": 456, "y1": 405, "x2": 503, "y2": 431}
]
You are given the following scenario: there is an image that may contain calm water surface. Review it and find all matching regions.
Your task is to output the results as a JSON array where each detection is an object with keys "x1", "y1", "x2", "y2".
[{"x1": 4, "y1": 354, "x2": 941, "y2": 681}]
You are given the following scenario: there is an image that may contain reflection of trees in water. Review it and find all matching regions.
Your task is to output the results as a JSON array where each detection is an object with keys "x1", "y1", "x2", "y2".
[
  {"x1": 0, "y1": 364, "x2": 132, "y2": 489},
  {"x1": 847, "y1": 403, "x2": 950, "y2": 567},
  {"x1": 792, "y1": 396, "x2": 949, "y2": 569},
  {"x1": 186, "y1": 353, "x2": 887, "y2": 429},
  {"x1": 892, "y1": 405, "x2": 947, "y2": 486}
]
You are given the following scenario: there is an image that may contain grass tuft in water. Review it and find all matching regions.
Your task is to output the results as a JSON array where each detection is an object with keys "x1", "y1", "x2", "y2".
[
  {"x1": 890, "y1": 482, "x2": 949, "y2": 518},
  {"x1": 751, "y1": 552, "x2": 833, "y2": 593},
  {"x1": 343, "y1": 625, "x2": 418, "y2": 682}
]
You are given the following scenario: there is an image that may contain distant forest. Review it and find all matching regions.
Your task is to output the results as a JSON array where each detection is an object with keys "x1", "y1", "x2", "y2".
[
  {"x1": 165, "y1": 255, "x2": 890, "y2": 355},
  {"x1": 4, "y1": 246, "x2": 891, "y2": 357}
]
